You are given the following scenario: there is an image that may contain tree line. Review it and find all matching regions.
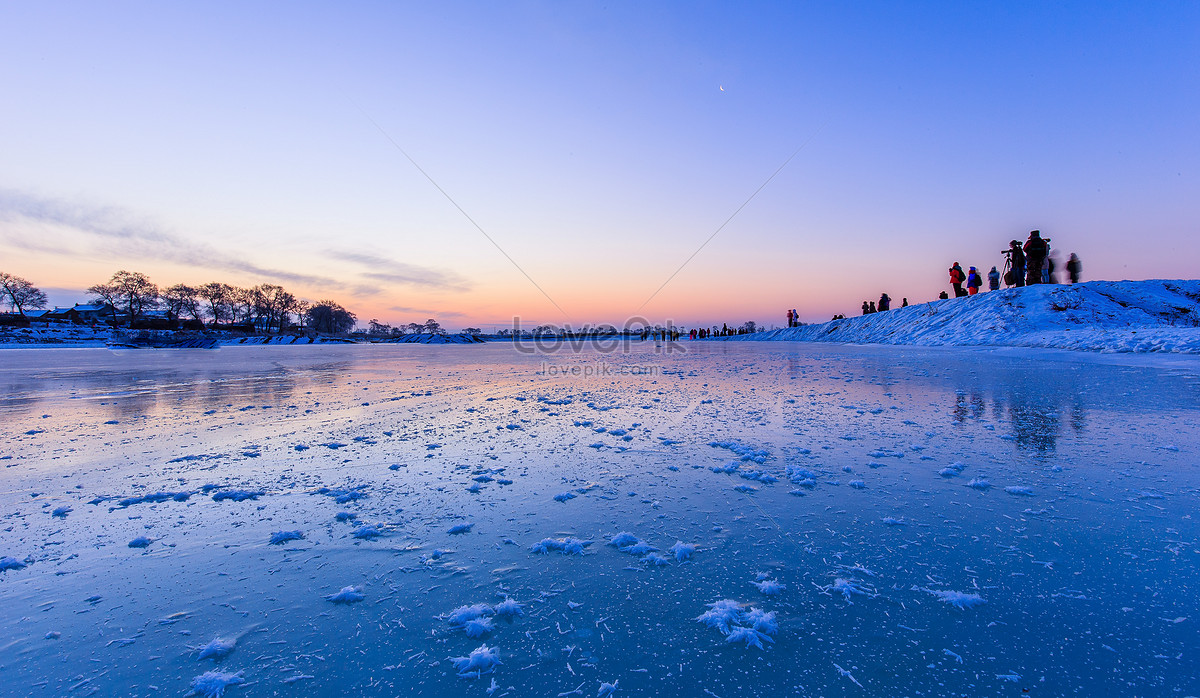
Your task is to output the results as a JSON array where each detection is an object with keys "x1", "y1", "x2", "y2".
[{"x1": 1, "y1": 269, "x2": 357, "y2": 334}]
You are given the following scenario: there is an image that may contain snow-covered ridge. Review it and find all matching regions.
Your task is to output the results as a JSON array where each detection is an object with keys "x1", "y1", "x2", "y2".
[{"x1": 729, "y1": 280, "x2": 1200, "y2": 354}]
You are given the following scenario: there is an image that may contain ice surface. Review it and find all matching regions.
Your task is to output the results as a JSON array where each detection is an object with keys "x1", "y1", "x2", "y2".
[{"x1": 2, "y1": 341, "x2": 1198, "y2": 695}]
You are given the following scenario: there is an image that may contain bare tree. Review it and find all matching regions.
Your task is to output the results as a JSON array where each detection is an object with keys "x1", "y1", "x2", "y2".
[
  {"x1": 86, "y1": 282, "x2": 121, "y2": 325},
  {"x1": 88, "y1": 271, "x2": 158, "y2": 327},
  {"x1": 197, "y1": 282, "x2": 234, "y2": 326},
  {"x1": 0, "y1": 272, "x2": 49, "y2": 316},
  {"x1": 367, "y1": 319, "x2": 392, "y2": 336},
  {"x1": 250, "y1": 284, "x2": 300, "y2": 334},
  {"x1": 230, "y1": 286, "x2": 255, "y2": 326},
  {"x1": 294, "y1": 299, "x2": 311, "y2": 331},
  {"x1": 305, "y1": 300, "x2": 356, "y2": 334},
  {"x1": 161, "y1": 284, "x2": 201, "y2": 324}
]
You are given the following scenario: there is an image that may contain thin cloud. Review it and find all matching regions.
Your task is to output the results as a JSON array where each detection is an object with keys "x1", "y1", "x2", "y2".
[
  {"x1": 0, "y1": 188, "x2": 346, "y2": 289},
  {"x1": 326, "y1": 250, "x2": 470, "y2": 292},
  {"x1": 388, "y1": 304, "x2": 467, "y2": 319},
  {"x1": 0, "y1": 189, "x2": 466, "y2": 296}
]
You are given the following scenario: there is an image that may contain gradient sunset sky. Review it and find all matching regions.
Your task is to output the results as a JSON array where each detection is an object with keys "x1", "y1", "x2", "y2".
[{"x1": 2, "y1": 2, "x2": 1197, "y2": 330}]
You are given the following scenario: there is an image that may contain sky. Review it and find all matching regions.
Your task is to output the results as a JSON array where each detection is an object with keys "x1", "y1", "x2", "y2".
[{"x1": 1, "y1": 1, "x2": 1197, "y2": 330}]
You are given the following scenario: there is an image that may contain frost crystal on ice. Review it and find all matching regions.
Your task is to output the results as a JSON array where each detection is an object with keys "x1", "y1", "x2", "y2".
[
  {"x1": 451, "y1": 644, "x2": 501, "y2": 677},
  {"x1": 608, "y1": 532, "x2": 639, "y2": 548},
  {"x1": 530, "y1": 537, "x2": 592, "y2": 555},
  {"x1": 697, "y1": 599, "x2": 778, "y2": 650},
  {"x1": 447, "y1": 603, "x2": 493, "y2": 626},
  {"x1": 197, "y1": 636, "x2": 236, "y2": 661},
  {"x1": 922, "y1": 587, "x2": 986, "y2": 610},
  {"x1": 463, "y1": 616, "x2": 495, "y2": 638},
  {"x1": 752, "y1": 579, "x2": 785, "y2": 596},
  {"x1": 822, "y1": 578, "x2": 874, "y2": 603},
  {"x1": 493, "y1": 598, "x2": 523, "y2": 618},
  {"x1": 189, "y1": 670, "x2": 244, "y2": 697},
  {"x1": 269, "y1": 530, "x2": 304, "y2": 545},
  {"x1": 0, "y1": 556, "x2": 27, "y2": 571},
  {"x1": 725, "y1": 625, "x2": 775, "y2": 648},
  {"x1": 325, "y1": 586, "x2": 365, "y2": 604},
  {"x1": 669, "y1": 541, "x2": 696, "y2": 561}
]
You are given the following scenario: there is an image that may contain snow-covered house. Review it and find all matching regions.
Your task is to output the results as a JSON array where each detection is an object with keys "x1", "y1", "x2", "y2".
[{"x1": 40, "y1": 303, "x2": 116, "y2": 324}]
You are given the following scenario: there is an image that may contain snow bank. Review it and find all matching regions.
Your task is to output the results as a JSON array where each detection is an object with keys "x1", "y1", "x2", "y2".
[
  {"x1": 728, "y1": 280, "x2": 1200, "y2": 353},
  {"x1": 378, "y1": 333, "x2": 487, "y2": 344}
]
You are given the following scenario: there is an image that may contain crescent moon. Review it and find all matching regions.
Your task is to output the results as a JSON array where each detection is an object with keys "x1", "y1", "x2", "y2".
[{"x1": 719, "y1": 85, "x2": 724, "y2": 91}]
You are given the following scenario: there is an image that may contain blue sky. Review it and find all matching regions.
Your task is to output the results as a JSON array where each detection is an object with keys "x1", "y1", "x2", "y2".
[{"x1": 1, "y1": 1, "x2": 1196, "y2": 328}]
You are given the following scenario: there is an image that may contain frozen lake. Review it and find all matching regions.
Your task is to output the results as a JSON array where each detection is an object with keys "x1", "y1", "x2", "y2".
[{"x1": 1, "y1": 342, "x2": 1197, "y2": 696}]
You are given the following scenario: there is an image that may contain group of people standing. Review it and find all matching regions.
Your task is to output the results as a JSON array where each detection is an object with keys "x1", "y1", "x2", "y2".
[
  {"x1": 947, "y1": 262, "x2": 990, "y2": 297},
  {"x1": 859, "y1": 293, "x2": 908, "y2": 316},
  {"x1": 952, "y1": 229, "x2": 1082, "y2": 297},
  {"x1": 1000, "y1": 230, "x2": 1081, "y2": 287},
  {"x1": 785, "y1": 308, "x2": 800, "y2": 327}
]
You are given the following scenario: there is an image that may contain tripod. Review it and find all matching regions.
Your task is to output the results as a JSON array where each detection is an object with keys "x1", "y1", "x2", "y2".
[{"x1": 1001, "y1": 251, "x2": 1016, "y2": 288}]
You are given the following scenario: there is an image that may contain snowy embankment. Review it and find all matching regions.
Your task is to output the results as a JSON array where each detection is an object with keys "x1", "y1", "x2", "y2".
[
  {"x1": 735, "y1": 280, "x2": 1200, "y2": 354},
  {"x1": 377, "y1": 333, "x2": 487, "y2": 344}
]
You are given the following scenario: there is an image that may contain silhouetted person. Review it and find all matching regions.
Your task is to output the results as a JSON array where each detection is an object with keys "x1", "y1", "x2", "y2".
[
  {"x1": 988, "y1": 266, "x2": 1001, "y2": 291},
  {"x1": 1066, "y1": 253, "x2": 1081, "y2": 283},
  {"x1": 901, "y1": 297, "x2": 908, "y2": 307},
  {"x1": 878, "y1": 293, "x2": 890, "y2": 311},
  {"x1": 861, "y1": 301, "x2": 870, "y2": 315},
  {"x1": 949, "y1": 262, "x2": 966, "y2": 297},
  {"x1": 868, "y1": 301, "x2": 877, "y2": 313},
  {"x1": 939, "y1": 290, "x2": 949, "y2": 299},
  {"x1": 1045, "y1": 253, "x2": 1059, "y2": 284},
  {"x1": 1005, "y1": 240, "x2": 1026, "y2": 287},
  {"x1": 1023, "y1": 230, "x2": 1048, "y2": 286},
  {"x1": 966, "y1": 266, "x2": 982, "y2": 295}
]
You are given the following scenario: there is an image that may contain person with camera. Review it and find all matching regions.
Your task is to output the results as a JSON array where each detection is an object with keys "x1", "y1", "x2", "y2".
[
  {"x1": 1003, "y1": 240, "x2": 1026, "y2": 287},
  {"x1": 1023, "y1": 230, "x2": 1049, "y2": 286}
]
